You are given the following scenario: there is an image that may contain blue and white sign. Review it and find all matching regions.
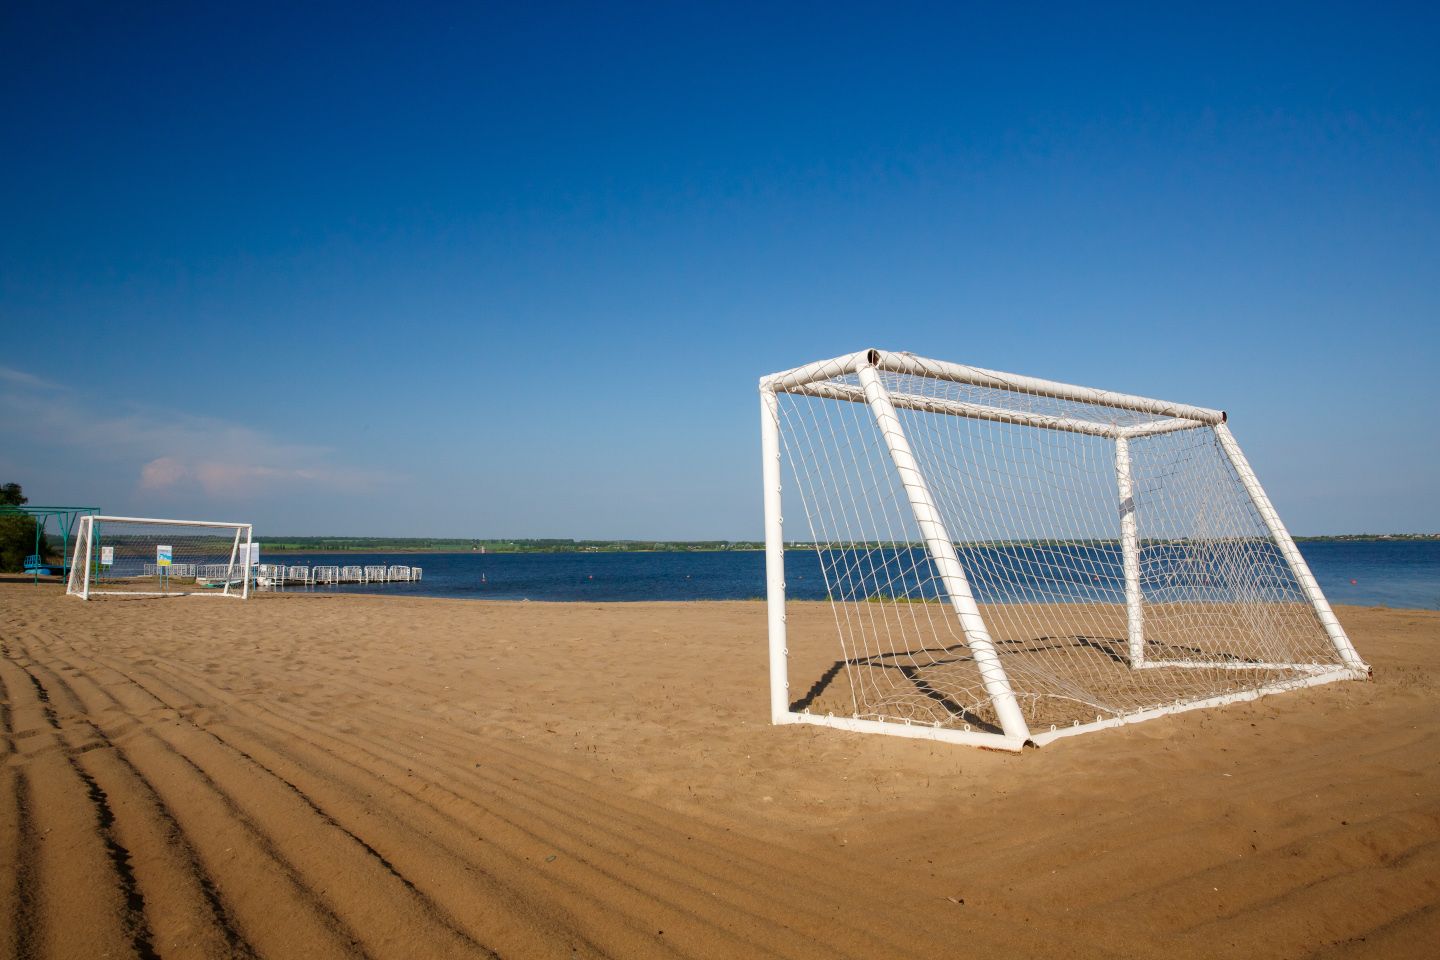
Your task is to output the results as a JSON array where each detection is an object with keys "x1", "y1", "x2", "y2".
[{"x1": 157, "y1": 545, "x2": 173, "y2": 567}]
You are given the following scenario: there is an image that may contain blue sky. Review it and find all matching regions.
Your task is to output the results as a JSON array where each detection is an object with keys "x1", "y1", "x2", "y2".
[{"x1": 2, "y1": 2, "x2": 1437, "y2": 537}]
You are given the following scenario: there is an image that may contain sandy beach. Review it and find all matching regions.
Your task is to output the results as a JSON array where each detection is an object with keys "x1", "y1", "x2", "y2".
[{"x1": 1, "y1": 584, "x2": 1436, "y2": 959}]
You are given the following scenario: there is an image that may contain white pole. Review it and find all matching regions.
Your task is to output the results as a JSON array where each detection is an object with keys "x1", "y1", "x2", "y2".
[
  {"x1": 242, "y1": 526, "x2": 252, "y2": 600},
  {"x1": 66, "y1": 516, "x2": 81, "y2": 595},
  {"x1": 1115, "y1": 436, "x2": 1144, "y2": 667},
  {"x1": 856, "y1": 359, "x2": 1032, "y2": 742},
  {"x1": 761, "y1": 350, "x2": 873, "y2": 393},
  {"x1": 82, "y1": 516, "x2": 93, "y2": 600},
  {"x1": 86, "y1": 515, "x2": 250, "y2": 528},
  {"x1": 787, "y1": 380, "x2": 1126, "y2": 438},
  {"x1": 760, "y1": 385, "x2": 793, "y2": 725},
  {"x1": 225, "y1": 526, "x2": 242, "y2": 598},
  {"x1": 1213, "y1": 423, "x2": 1368, "y2": 673},
  {"x1": 763, "y1": 348, "x2": 1225, "y2": 425}
]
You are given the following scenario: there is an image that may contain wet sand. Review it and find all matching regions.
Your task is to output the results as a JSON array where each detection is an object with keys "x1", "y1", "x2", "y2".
[{"x1": 1, "y1": 585, "x2": 1436, "y2": 958}]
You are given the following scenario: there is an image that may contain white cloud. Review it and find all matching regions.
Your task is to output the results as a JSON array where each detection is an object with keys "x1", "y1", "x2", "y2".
[
  {"x1": 140, "y1": 456, "x2": 189, "y2": 490},
  {"x1": 0, "y1": 366, "x2": 60, "y2": 390},
  {"x1": 1, "y1": 366, "x2": 401, "y2": 502}
]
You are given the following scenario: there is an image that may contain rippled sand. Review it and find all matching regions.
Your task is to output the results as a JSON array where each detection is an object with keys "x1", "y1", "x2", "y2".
[{"x1": 1, "y1": 585, "x2": 1436, "y2": 959}]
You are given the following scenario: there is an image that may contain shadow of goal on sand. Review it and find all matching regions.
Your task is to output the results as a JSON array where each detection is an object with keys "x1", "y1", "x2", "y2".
[{"x1": 788, "y1": 632, "x2": 1279, "y2": 734}]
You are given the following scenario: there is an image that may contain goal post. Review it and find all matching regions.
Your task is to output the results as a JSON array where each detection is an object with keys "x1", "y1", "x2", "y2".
[
  {"x1": 67, "y1": 516, "x2": 254, "y2": 600},
  {"x1": 759, "y1": 349, "x2": 1368, "y2": 750}
]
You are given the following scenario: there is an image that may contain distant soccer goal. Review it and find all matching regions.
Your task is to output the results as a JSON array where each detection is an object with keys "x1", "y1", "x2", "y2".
[
  {"x1": 66, "y1": 515, "x2": 253, "y2": 600},
  {"x1": 759, "y1": 349, "x2": 1369, "y2": 751}
]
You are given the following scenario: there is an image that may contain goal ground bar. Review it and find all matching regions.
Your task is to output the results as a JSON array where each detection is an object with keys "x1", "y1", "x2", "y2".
[
  {"x1": 781, "y1": 711, "x2": 1029, "y2": 752},
  {"x1": 1027, "y1": 666, "x2": 1367, "y2": 747}
]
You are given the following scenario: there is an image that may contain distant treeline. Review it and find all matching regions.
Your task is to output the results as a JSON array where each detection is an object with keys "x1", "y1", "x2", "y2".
[
  {"x1": 1292, "y1": 533, "x2": 1439, "y2": 542},
  {"x1": 256, "y1": 532, "x2": 1436, "y2": 555},
  {"x1": 259, "y1": 537, "x2": 765, "y2": 554}
]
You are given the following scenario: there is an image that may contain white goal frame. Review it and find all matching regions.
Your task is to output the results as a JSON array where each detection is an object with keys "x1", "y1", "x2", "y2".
[
  {"x1": 759, "y1": 349, "x2": 1369, "y2": 751},
  {"x1": 66, "y1": 515, "x2": 254, "y2": 600}
]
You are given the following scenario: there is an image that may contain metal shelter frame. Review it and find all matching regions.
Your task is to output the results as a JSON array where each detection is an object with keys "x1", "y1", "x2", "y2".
[{"x1": 0, "y1": 504, "x2": 99, "y2": 583}]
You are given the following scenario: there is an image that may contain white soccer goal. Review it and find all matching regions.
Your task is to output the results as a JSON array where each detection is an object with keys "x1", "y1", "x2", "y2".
[
  {"x1": 759, "y1": 349, "x2": 1369, "y2": 750},
  {"x1": 66, "y1": 516, "x2": 253, "y2": 600}
]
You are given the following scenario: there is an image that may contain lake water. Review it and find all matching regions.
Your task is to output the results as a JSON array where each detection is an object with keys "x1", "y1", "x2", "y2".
[{"x1": 261, "y1": 540, "x2": 1440, "y2": 610}]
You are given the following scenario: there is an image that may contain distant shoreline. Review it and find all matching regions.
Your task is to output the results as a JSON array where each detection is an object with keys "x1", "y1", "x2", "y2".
[
  {"x1": 253, "y1": 534, "x2": 1438, "y2": 555},
  {"x1": 258, "y1": 542, "x2": 766, "y2": 556},
  {"x1": 259, "y1": 547, "x2": 769, "y2": 555}
]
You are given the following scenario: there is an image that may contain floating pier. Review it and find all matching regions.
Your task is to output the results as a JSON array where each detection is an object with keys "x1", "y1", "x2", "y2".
[{"x1": 256, "y1": 563, "x2": 422, "y2": 588}]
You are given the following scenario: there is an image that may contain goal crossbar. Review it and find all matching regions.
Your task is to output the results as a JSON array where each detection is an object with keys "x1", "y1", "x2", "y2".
[
  {"x1": 760, "y1": 348, "x2": 1368, "y2": 751},
  {"x1": 762, "y1": 349, "x2": 1227, "y2": 425},
  {"x1": 84, "y1": 515, "x2": 252, "y2": 529},
  {"x1": 783, "y1": 380, "x2": 1213, "y2": 440}
]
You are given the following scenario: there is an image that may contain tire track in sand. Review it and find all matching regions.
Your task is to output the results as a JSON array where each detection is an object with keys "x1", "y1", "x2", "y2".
[
  {"x1": 0, "y1": 643, "x2": 136, "y2": 959},
  {"x1": 5, "y1": 640, "x2": 372, "y2": 960},
  {"x1": 67, "y1": 756, "x2": 161, "y2": 959},
  {"x1": 24, "y1": 656, "x2": 164, "y2": 958},
  {"x1": 0, "y1": 660, "x2": 39, "y2": 960},
  {"x1": 9, "y1": 651, "x2": 259, "y2": 960},
  {"x1": 77, "y1": 638, "x2": 959, "y2": 960},
  {"x1": 46, "y1": 643, "x2": 694, "y2": 960},
  {"x1": 15, "y1": 641, "x2": 498, "y2": 960},
  {"x1": 1, "y1": 766, "x2": 41, "y2": 959}
]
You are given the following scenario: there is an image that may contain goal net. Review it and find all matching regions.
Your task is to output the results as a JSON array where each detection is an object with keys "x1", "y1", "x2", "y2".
[
  {"x1": 66, "y1": 516, "x2": 254, "y2": 599},
  {"x1": 759, "y1": 349, "x2": 1368, "y2": 750}
]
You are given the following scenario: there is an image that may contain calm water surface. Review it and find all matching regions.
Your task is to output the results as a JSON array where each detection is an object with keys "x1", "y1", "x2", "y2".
[{"x1": 262, "y1": 540, "x2": 1440, "y2": 610}]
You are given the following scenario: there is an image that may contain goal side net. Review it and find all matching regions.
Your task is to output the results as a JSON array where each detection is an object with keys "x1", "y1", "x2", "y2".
[
  {"x1": 759, "y1": 349, "x2": 1368, "y2": 750},
  {"x1": 66, "y1": 516, "x2": 254, "y2": 599}
]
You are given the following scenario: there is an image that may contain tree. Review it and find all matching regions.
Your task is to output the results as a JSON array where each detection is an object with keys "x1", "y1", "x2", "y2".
[{"x1": 0, "y1": 483, "x2": 45, "y2": 573}]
